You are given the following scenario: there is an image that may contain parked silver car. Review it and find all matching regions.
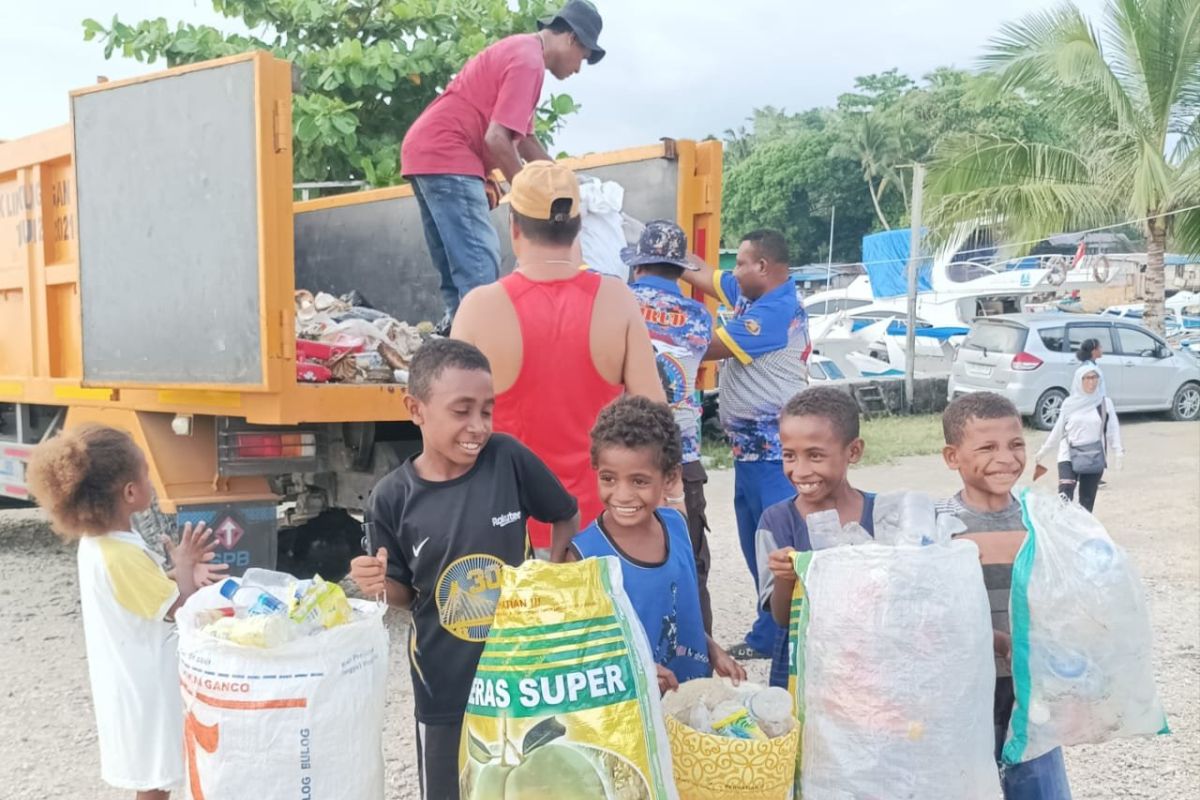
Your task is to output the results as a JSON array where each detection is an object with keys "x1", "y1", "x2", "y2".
[{"x1": 948, "y1": 313, "x2": 1200, "y2": 429}]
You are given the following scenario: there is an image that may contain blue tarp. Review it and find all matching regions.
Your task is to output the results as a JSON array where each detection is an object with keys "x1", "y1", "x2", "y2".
[{"x1": 862, "y1": 229, "x2": 932, "y2": 298}]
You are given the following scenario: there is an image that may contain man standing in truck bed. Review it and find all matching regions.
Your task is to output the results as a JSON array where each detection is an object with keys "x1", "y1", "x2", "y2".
[
  {"x1": 400, "y1": 1, "x2": 606, "y2": 332},
  {"x1": 451, "y1": 161, "x2": 664, "y2": 560}
]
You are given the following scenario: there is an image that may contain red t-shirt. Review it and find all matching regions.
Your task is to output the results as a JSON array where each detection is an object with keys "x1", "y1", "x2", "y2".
[{"x1": 401, "y1": 34, "x2": 545, "y2": 179}]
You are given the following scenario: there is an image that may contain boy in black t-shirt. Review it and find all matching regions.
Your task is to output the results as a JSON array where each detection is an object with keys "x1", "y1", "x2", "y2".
[{"x1": 349, "y1": 339, "x2": 579, "y2": 800}]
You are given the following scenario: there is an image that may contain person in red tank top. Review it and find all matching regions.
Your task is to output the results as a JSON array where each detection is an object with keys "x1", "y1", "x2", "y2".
[{"x1": 451, "y1": 161, "x2": 667, "y2": 558}]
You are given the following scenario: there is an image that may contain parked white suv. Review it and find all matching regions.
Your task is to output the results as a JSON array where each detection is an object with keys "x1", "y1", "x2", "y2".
[{"x1": 948, "y1": 313, "x2": 1200, "y2": 429}]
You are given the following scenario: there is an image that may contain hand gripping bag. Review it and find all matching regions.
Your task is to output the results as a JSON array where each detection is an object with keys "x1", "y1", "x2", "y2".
[
  {"x1": 788, "y1": 542, "x2": 1000, "y2": 799},
  {"x1": 1004, "y1": 490, "x2": 1168, "y2": 764},
  {"x1": 458, "y1": 557, "x2": 677, "y2": 800},
  {"x1": 176, "y1": 584, "x2": 389, "y2": 800}
]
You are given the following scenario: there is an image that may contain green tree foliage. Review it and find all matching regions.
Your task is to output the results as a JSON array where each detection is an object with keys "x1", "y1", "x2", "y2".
[
  {"x1": 927, "y1": 0, "x2": 1200, "y2": 333},
  {"x1": 722, "y1": 127, "x2": 877, "y2": 265},
  {"x1": 82, "y1": 0, "x2": 578, "y2": 185},
  {"x1": 721, "y1": 67, "x2": 1073, "y2": 262}
]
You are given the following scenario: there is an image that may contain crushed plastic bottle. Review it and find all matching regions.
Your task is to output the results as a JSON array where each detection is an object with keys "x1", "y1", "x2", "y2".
[
  {"x1": 744, "y1": 687, "x2": 795, "y2": 738},
  {"x1": 711, "y1": 702, "x2": 767, "y2": 740}
]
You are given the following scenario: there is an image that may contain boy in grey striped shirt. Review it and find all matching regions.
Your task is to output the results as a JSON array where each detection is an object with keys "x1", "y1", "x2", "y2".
[{"x1": 939, "y1": 392, "x2": 1071, "y2": 800}]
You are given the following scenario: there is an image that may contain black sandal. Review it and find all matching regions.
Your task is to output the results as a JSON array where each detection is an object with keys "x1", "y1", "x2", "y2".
[{"x1": 725, "y1": 641, "x2": 770, "y2": 661}]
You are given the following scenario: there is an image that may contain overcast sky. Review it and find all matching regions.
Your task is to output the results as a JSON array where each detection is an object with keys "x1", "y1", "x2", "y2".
[{"x1": 3, "y1": 0, "x2": 1109, "y2": 153}]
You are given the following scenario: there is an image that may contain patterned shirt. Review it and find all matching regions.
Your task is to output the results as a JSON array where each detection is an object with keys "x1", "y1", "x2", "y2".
[
  {"x1": 631, "y1": 275, "x2": 713, "y2": 463},
  {"x1": 713, "y1": 272, "x2": 810, "y2": 461}
]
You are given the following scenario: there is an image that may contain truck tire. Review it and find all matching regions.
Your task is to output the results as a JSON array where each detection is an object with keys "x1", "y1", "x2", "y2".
[
  {"x1": 1169, "y1": 382, "x2": 1200, "y2": 422},
  {"x1": 1032, "y1": 388, "x2": 1068, "y2": 431},
  {"x1": 276, "y1": 509, "x2": 363, "y2": 583}
]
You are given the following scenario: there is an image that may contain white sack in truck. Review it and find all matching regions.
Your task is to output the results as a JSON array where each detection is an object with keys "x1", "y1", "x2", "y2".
[
  {"x1": 795, "y1": 540, "x2": 1000, "y2": 799},
  {"x1": 177, "y1": 585, "x2": 388, "y2": 800},
  {"x1": 578, "y1": 176, "x2": 630, "y2": 281}
]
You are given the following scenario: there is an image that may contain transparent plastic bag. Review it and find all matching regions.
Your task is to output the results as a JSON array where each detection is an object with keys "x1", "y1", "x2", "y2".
[
  {"x1": 790, "y1": 541, "x2": 1000, "y2": 799},
  {"x1": 1004, "y1": 490, "x2": 1168, "y2": 764}
]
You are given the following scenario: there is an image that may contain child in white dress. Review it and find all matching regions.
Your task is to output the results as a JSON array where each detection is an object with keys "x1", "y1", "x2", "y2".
[{"x1": 27, "y1": 424, "x2": 226, "y2": 800}]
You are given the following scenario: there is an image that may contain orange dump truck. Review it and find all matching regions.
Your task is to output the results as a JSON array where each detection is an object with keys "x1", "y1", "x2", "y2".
[{"x1": 0, "y1": 52, "x2": 722, "y2": 577}]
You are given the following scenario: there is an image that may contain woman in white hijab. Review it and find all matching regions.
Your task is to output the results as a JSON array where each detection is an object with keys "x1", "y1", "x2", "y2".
[{"x1": 1033, "y1": 363, "x2": 1123, "y2": 512}]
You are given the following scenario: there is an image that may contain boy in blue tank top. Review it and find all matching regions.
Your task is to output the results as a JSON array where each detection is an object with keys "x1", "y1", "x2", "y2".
[
  {"x1": 757, "y1": 387, "x2": 877, "y2": 687},
  {"x1": 566, "y1": 395, "x2": 746, "y2": 693}
]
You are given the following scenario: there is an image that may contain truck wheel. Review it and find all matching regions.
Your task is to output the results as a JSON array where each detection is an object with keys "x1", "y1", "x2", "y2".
[
  {"x1": 1169, "y1": 382, "x2": 1200, "y2": 422},
  {"x1": 276, "y1": 509, "x2": 363, "y2": 583},
  {"x1": 1033, "y1": 388, "x2": 1068, "y2": 431}
]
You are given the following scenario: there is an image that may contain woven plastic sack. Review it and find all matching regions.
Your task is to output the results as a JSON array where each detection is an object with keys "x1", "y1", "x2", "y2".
[
  {"x1": 661, "y1": 678, "x2": 799, "y2": 800},
  {"x1": 459, "y1": 557, "x2": 677, "y2": 800},
  {"x1": 176, "y1": 585, "x2": 389, "y2": 800},
  {"x1": 788, "y1": 541, "x2": 999, "y2": 799},
  {"x1": 1004, "y1": 490, "x2": 1168, "y2": 764}
]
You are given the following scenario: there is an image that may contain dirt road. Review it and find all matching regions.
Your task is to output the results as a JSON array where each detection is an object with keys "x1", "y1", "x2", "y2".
[{"x1": 1, "y1": 419, "x2": 1195, "y2": 798}]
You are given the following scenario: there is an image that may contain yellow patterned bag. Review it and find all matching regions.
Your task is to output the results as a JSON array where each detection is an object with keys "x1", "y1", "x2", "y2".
[
  {"x1": 458, "y1": 557, "x2": 677, "y2": 800},
  {"x1": 662, "y1": 679, "x2": 800, "y2": 800}
]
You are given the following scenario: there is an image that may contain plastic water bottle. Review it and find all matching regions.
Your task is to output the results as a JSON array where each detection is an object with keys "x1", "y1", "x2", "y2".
[
  {"x1": 219, "y1": 578, "x2": 286, "y2": 616},
  {"x1": 744, "y1": 687, "x2": 795, "y2": 738},
  {"x1": 1077, "y1": 537, "x2": 1117, "y2": 584}
]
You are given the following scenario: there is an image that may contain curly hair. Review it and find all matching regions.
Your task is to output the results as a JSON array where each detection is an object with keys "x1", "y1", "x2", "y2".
[
  {"x1": 942, "y1": 391, "x2": 1021, "y2": 445},
  {"x1": 589, "y1": 395, "x2": 682, "y2": 474},
  {"x1": 781, "y1": 387, "x2": 860, "y2": 444},
  {"x1": 407, "y1": 338, "x2": 491, "y2": 401},
  {"x1": 26, "y1": 424, "x2": 144, "y2": 539}
]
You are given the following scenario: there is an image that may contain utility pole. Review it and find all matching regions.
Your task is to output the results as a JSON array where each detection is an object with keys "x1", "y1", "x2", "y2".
[
  {"x1": 826, "y1": 206, "x2": 836, "y2": 289},
  {"x1": 905, "y1": 164, "x2": 925, "y2": 414}
]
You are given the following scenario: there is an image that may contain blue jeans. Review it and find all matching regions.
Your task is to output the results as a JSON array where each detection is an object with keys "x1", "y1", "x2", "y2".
[
  {"x1": 996, "y1": 678, "x2": 1072, "y2": 799},
  {"x1": 733, "y1": 459, "x2": 795, "y2": 654},
  {"x1": 410, "y1": 174, "x2": 501, "y2": 320}
]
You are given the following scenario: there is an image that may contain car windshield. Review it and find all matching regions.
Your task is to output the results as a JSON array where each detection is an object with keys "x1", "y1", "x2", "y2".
[
  {"x1": 963, "y1": 322, "x2": 1028, "y2": 353},
  {"x1": 821, "y1": 360, "x2": 846, "y2": 379}
]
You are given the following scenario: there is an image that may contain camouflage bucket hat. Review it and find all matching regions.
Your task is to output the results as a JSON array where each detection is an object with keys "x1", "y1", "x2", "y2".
[{"x1": 620, "y1": 219, "x2": 698, "y2": 271}]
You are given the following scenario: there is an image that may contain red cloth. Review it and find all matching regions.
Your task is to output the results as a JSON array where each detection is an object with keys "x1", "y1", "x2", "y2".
[
  {"x1": 401, "y1": 34, "x2": 544, "y2": 179},
  {"x1": 493, "y1": 271, "x2": 623, "y2": 548}
]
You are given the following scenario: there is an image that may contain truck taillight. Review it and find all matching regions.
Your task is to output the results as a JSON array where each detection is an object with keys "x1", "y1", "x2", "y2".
[
  {"x1": 234, "y1": 432, "x2": 317, "y2": 459},
  {"x1": 1011, "y1": 352, "x2": 1044, "y2": 371}
]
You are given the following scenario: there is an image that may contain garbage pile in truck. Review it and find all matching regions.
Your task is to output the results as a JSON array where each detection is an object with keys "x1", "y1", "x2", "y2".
[{"x1": 294, "y1": 289, "x2": 438, "y2": 384}]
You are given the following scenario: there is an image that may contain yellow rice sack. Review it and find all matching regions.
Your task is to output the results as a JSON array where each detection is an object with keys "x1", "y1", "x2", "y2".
[{"x1": 458, "y1": 557, "x2": 677, "y2": 800}]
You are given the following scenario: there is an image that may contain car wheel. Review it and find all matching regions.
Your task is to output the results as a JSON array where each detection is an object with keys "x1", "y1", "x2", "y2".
[
  {"x1": 1034, "y1": 388, "x2": 1068, "y2": 430},
  {"x1": 1169, "y1": 382, "x2": 1200, "y2": 422}
]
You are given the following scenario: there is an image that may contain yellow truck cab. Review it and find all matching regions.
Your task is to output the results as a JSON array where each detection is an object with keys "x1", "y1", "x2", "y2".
[{"x1": 0, "y1": 52, "x2": 722, "y2": 578}]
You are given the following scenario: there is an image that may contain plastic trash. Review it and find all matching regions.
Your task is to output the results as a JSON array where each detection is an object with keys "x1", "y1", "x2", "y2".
[
  {"x1": 787, "y1": 541, "x2": 1000, "y2": 799},
  {"x1": 178, "y1": 584, "x2": 388, "y2": 799},
  {"x1": 744, "y1": 687, "x2": 795, "y2": 738},
  {"x1": 219, "y1": 578, "x2": 286, "y2": 616},
  {"x1": 1004, "y1": 490, "x2": 1168, "y2": 764},
  {"x1": 711, "y1": 703, "x2": 767, "y2": 740},
  {"x1": 578, "y1": 176, "x2": 629, "y2": 281},
  {"x1": 807, "y1": 509, "x2": 872, "y2": 550},
  {"x1": 872, "y1": 490, "x2": 941, "y2": 546}
]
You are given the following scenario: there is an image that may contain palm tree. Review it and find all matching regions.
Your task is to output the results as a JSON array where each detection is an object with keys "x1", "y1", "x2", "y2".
[
  {"x1": 927, "y1": 0, "x2": 1200, "y2": 333},
  {"x1": 830, "y1": 113, "x2": 904, "y2": 230}
]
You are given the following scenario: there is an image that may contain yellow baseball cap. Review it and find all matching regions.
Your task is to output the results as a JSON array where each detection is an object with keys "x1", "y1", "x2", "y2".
[{"x1": 509, "y1": 161, "x2": 580, "y2": 222}]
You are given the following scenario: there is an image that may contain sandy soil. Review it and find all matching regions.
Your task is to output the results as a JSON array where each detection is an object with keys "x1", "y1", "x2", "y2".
[{"x1": 1, "y1": 419, "x2": 1195, "y2": 799}]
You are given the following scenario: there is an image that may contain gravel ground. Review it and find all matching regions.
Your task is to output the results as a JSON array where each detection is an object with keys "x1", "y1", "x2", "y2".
[{"x1": 1, "y1": 419, "x2": 1195, "y2": 799}]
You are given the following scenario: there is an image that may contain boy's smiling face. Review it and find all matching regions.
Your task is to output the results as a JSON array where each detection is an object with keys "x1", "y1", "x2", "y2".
[
  {"x1": 780, "y1": 414, "x2": 864, "y2": 507},
  {"x1": 406, "y1": 367, "x2": 494, "y2": 471},
  {"x1": 595, "y1": 445, "x2": 671, "y2": 531},
  {"x1": 943, "y1": 415, "x2": 1027, "y2": 499}
]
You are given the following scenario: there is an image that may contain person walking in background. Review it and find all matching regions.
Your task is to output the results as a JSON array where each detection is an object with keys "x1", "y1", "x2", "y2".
[
  {"x1": 400, "y1": 0, "x2": 606, "y2": 331},
  {"x1": 679, "y1": 229, "x2": 810, "y2": 660},
  {"x1": 1034, "y1": 363, "x2": 1123, "y2": 513},
  {"x1": 1076, "y1": 337, "x2": 1103, "y2": 366},
  {"x1": 623, "y1": 220, "x2": 716, "y2": 633}
]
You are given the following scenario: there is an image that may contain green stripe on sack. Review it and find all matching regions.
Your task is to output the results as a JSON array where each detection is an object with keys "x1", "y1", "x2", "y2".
[
  {"x1": 482, "y1": 625, "x2": 623, "y2": 652},
  {"x1": 489, "y1": 616, "x2": 622, "y2": 640},
  {"x1": 599, "y1": 559, "x2": 671, "y2": 797},
  {"x1": 1002, "y1": 489, "x2": 1039, "y2": 766},
  {"x1": 467, "y1": 655, "x2": 638, "y2": 717},
  {"x1": 477, "y1": 641, "x2": 629, "y2": 669}
]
